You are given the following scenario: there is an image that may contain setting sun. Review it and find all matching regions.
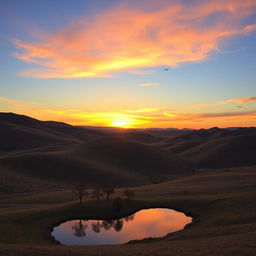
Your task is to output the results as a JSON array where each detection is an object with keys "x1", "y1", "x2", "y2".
[
  {"x1": 105, "y1": 113, "x2": 150, "y2": 128},
  {"x1": 111, "y1": 119, "x2": 133, "y2": 128},
  {"x1": 107, "y1": 114, "x2": 136, "y2": 128},
  {"x1": 1, "y1": 1, "x2": 256, "y2": 255}
]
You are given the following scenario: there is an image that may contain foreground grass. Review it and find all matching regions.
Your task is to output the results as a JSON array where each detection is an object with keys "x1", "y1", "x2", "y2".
[{"x1": 0, "y1": 166, "x2": 255, "y2": 255}]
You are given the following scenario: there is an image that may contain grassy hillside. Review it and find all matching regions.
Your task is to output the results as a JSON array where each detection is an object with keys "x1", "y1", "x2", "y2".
[
  {"x1": 0, "y1": 113, "x2": 190, "y2": 186},
  {"x1": 161, "y1": 127, "x2": 256, "y2": 168},
  {"x1": 181, "y1": 134, "x2": 256, "y2": 168},
  {"x1": 0, "y1": 166, "x2": 255, "y2": 255},
  {"x1": 0, "y1": 166, "x2": 63, "y2": 194},
  {"x1": 1, "y1": 112, "x2": 256, "y2": 172},
  {"x1": 0, "y1": 137, "x2": 188, "y2": 186},
  {"x1": 0, "y1": 112, "x2": 103, "y2": 152},
  {"x1": 71, "y1": 137, "x2": 188, "y2": 176}
]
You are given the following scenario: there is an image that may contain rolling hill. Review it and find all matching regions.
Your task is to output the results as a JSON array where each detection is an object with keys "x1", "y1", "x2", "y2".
[
  {"x1": 0, "y1": 113, "x2": 189, "y2": 190},
  {"x1": 161, "y1": 127, "x2": 256, "y2": 168},
  {"x1": 0, "y1": 112, "x2": 104, "y2": 152},
  {"x1": 0, "y1": 112, "x2": 255, "y2": 193}
]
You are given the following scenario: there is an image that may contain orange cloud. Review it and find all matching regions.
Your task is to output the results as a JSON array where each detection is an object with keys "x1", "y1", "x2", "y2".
[
  {"x1": 1, "y1": 96, "x2": 256, "y2": 129},
  {"x1": 126, "y1": 107, "x2": 159, "y2": 113},
  {"x1": 136, "y1": 83, "x2": 160, "y2": 87},
  {"x1": 12, "y1": 0, "x2": 256, "y2": 78},
  {"x1": 163, "y1": 111, "x2": 256, "y2": 121},
  {"x1": 175, "y1": 96, "x2": 256, "y2": 111},
  {"x1": 226, "y1": 97, "x2": 256, "y2": 104}
]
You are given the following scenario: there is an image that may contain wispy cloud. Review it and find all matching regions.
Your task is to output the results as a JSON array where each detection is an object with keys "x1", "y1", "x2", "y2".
[
  {"x1": 128, "y1": 69, "x2": 155, "y2": 75},
  {"x1": 0, "y1": 97, "x2": 36, "y2": 110},
  {"x1": 1, "y1": 96, "x2": 256, "y2": 128},
  {"x1": 12, "y1": 0, "x2": 256, "y2": 78},
  {"x1": 176, "y1": 96, "x2": 256, "y2": 111},
  {"x1": 136, "y1": 83, "x2": 160, "y2": 87},
  {"x1": 126, "y1": 107, "x2": 159, "y2": 113},
  {"x1": 220, "y1": 97, "x2": 256, "y2": 104},
  {"x1": 163, "y1": 111, "x2": 256, "y2": 121}
]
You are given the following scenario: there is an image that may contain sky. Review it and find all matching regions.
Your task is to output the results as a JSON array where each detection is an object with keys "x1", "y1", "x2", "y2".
[{"x1": 1, "y1": 0, "x2": 256, "y2": 128}]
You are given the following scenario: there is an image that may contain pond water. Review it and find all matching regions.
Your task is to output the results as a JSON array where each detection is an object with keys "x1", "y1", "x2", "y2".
[{"x1": 51, "y1": 208, "x2": 192, "y2": 245}]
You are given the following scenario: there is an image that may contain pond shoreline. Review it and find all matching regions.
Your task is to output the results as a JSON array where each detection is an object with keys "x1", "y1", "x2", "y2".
[{"x1": 45, "y1": 205, "x2": 199, "y2": 246}]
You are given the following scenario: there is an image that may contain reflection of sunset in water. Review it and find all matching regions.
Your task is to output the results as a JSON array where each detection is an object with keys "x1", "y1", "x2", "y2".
[{"x1": 52, "y1": 208, "x2": 192, "y2": 245}]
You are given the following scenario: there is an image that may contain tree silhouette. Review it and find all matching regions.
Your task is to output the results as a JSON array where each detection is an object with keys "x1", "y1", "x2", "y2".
[
  {"x1": 91, "y1": 220, "x2": 102, "y2": 233},
  {"x1": 73, "y1": 184, "x2": 87, "y2": 205},
  {"x1": 101, "y1": 220, "x2": 114, "y2": 230},
  {"x1": 92, "y1": 187, "x2": 103, "y2": 204},
  {"x1": 123, "y1": 188, "x2": 135, "y2": 201},
  {"x1": 103, "y1": 184, "x2": 115, "y2": 201},
  {"x1": 124, "y1": 214, "x2": 135, "y2": 222},
  {"x1": 72, "y1": 220, "x2": 88, "y2": 237},
  {"x1": 113, "y1": 219, "x2": 124, "y2": 232}
]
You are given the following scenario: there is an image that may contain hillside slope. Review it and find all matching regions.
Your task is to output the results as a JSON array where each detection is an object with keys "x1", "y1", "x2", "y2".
[
  {"x1": 0, "y1": 113, "x2": 103, "y2": 152},
  {"x1": 0, "y1": 137, "x2": 189, "y2": 187},
  {"x1": 161, "y1": 127, "x2": 256, "y2": 168}
]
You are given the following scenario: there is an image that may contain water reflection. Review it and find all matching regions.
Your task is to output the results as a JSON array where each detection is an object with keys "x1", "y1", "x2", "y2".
[
  {"x1": 52, "y1": 208, "x2": 192, "y2": 245},
  {"x1": 72, "y1": 220, "x2": 88, "y2": 237},
  {"x1": 72, "y1": 215, "x2": 133, "y2": 236}
]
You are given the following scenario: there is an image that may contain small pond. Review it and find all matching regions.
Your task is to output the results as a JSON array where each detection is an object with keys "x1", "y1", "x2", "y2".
[{"x1": 51, "y1": 208, "x2": 192, "y2": 245}]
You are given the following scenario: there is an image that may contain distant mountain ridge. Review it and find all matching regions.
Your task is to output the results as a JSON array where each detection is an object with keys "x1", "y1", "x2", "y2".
[
  {"x1": 0, "y1": 112, "x2": 103, "y2": 152},
  {"x1": 161, "y1": 126, "x2": 256, "y2": 168},
  {"x1": 0, "y1": 112, "x2": 255, "y2": 191},
  {"x1": 0, "y1": 113, "x2": 189, "y2": 187}
]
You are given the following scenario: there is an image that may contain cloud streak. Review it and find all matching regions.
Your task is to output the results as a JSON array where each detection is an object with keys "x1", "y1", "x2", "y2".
[
  {"x1": 176, "y1": 96, "x2": 256, "y2": 111},
  {"x1": 137, "y1": 83, "x2": 160, "y2": 87},
  {"x1": 222, "y1": 97, "x2": 256, "y2": 104},
  {"x1": 12, "y1": 0, "x2": 256, "y2": 78},
  {"x1": 1, "y1": 96, "x2": 256, "y2": 128},
  {"x1": 163, "y1": 110, "x2": 256, "y2": 121}
]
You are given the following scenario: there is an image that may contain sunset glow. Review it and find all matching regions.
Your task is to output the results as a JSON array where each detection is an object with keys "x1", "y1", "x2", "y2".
[
  {"x1": 111, "y1": 118, "x2": 134, "y2": 128},
  {"x1": 12, "y1": 1, "x2": 256, "y2": 79},
  {"x1": 1, "y1": 0, "x2": 256, "y2": 128},
  {"x1": 52, "y1": 208, "x2": 192, "y2": 245},
  {"x1": 1, "y1": 2, "x2": 256, "y2": 255}
]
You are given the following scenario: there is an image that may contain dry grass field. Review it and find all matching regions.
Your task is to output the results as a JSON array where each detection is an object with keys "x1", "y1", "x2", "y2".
[{"x1": 0, "y1": 166, "x2": 255, "y2": 256}]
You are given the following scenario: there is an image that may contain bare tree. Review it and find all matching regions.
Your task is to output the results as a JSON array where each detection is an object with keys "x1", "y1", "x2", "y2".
[
  {"x1": 72, "y1": 220, "x2": 88, "y2": 237},
  {"x1": 92, "y1": 187, "x2": 103, "y2": 204},
  {"x1": 73, "y1": 184, "x2": 87, "y2": 205},
  {"x1": 113, "y1": 219, "x2": 124, "y2": 232},
  {"x1": 123, "y1": 188, "x2": 135, "y2": 201},
  {"x1": 124, "y1": 214, "x2": 135, "y2": 222},
  {"x1": 91, "y1": 220, "x2": 102, "y2": 233},
  {"x1": 103, "y1": 184, "x2": 115, "y2": 201},
  {"x1": 102, "y1": 220, "x2": 114, "y2": 230}
]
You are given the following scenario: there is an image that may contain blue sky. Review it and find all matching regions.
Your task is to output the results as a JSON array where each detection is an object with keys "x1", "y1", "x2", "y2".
[{"x1": 1, "y1": 0, "x2": 256, "y2": 128}]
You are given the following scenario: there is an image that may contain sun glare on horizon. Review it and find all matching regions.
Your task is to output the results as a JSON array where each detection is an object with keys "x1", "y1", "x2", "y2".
[
  {"x1": 102, "y1": 113, "x2": 149, "y2": 128},
  {"x1": 110, "y1": 116, "x2": 135, "y2": 128},
  {"x1": 111, "y1": 120, "x2": 132, "y2": 128},
  {"x1": 1, "y1": 0, "x2": 256, "y2": 129}
]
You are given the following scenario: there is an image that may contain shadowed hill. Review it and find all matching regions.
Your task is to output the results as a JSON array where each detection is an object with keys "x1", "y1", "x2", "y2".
[
  {"x1": 162, "y1": 127, "x2": 256, "y2": 168},
  {"x1": 1, "y1": 112, "x2": 255, "y2": 186},
  {"x1": 70, "y1": 137, "x2": 189, "y2": 176},
  {"x1": 0, "y1": 137, "x2": 189, "y2": 187},
  {"x1": 0, "y1": 112, "x2": 104, "y2": 152},
  {"x1": 108, "y1": 132, "x2": 160, "y2": 143},
  {"x1": 0, "y1": 152, "x2": 146, "y2": 186},
  {"x1": 181, "y1": 134, "x2": 256, "y2": 168},
  {"x1": 0, "y1": 165, "x2": 63, "y2": 194}
]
